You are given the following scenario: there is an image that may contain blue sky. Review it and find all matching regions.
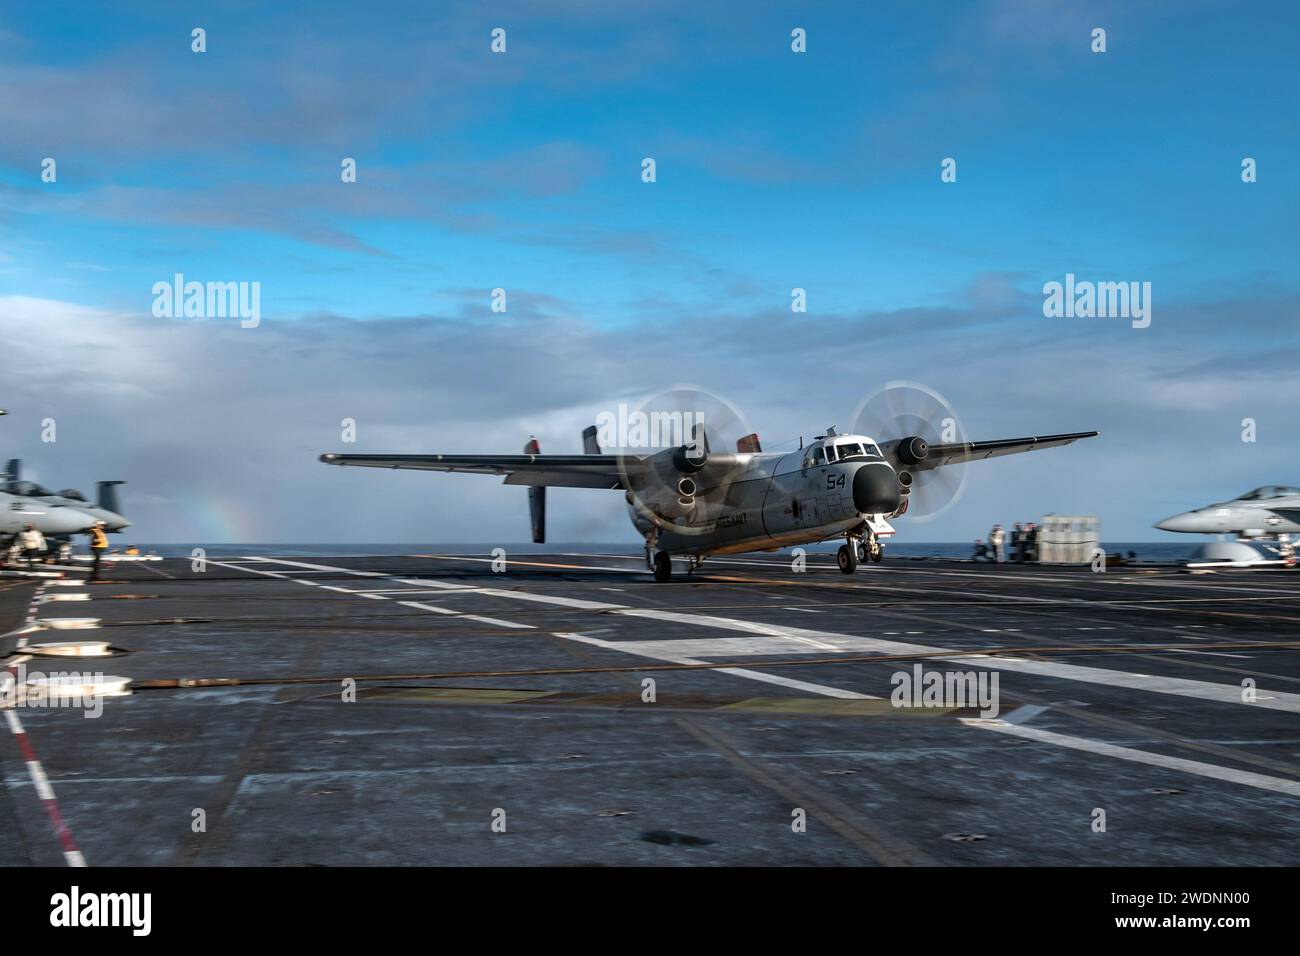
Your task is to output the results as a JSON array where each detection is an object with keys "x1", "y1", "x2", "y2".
[{"x1": 1, "y1": 0, "x2": 1298, "y2": 543}]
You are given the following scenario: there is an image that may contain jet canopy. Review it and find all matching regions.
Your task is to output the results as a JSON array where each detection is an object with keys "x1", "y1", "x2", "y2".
[
  {"x1": 1235, "y1": 486, "x2": 1300, "y2": 501},
  {"x1": 9, "y1": 481, "x2": 54, "y2": 497}
]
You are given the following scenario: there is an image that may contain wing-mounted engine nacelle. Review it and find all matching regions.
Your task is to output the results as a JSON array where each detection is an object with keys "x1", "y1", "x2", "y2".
[
  {"x1": 671, "y1": 442, "x2": 708, "y2": 474},
  {"x1": 627, "y1": 444, "x2": 740, "y2": 522},
  {"x1": 650, "y1": 444, "x2": 708, "y2": 516},
  {"x1": 896, "y1": 436, "x2": 929, "y2": 465}
]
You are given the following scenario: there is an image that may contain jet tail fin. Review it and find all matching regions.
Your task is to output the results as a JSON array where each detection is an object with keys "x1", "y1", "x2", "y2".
[
  {"x1": 582, "y1": 425, "x2": 601, "y2": 455},
  {"x1": 2, "y1": 459, "x2": 19, "y2": 483},
  {"x1": 736, "y1": 433, "x2": 762, "y2": 454},
  {"x1": 97, "y1": 480, "x2": 126, "y2": 515}
]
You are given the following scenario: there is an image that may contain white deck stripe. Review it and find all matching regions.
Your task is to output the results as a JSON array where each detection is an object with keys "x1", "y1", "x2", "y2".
[
  {"x1": 242, "y1": 557, "x2": 1300, "y2": 714},
  {"x1": 206, "y1": 559, "x2": 534, "y2": 630},
  {"x1": 221, "y1": 557, "x2": 1300, "y2": 798},
  {"x1": 27, "y1": 761, "x2": 54, "y2": 801},
  {"x1": 558, "y1": 633, "x2": 874, "y2": 699},
  {"x1": 960, "y1": 718, "x2": 1300, "y2": 797},
  {"x1": 396, "y1": 601, "x2": 534, "y2": 630}
]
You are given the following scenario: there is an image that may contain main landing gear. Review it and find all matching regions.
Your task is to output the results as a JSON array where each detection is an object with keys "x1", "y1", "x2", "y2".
[{"x1": 644, "y1": 529, "x2": 674, "y2": 582}]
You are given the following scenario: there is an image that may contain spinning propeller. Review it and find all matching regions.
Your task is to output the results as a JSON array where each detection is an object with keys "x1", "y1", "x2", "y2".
[
  {"x1": 614, "y1": 385, "x2": 753, "y2": 535},
  {"x1": 850, "y1": 381, "x2": 968, "y2": 522}
]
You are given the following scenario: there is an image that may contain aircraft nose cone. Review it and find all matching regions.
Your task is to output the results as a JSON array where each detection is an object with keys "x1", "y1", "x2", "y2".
[
  {"x1": 97, "y1": 510, "x2": 130, "y2": 531},
  {"x1": 1154, "y1": 512, "x2": 1198, "y2": 532},
  {"x1": 853, "y1": 463, "x2": 901, "y2": 515},
  {"x1": 49, "y1": 507, "x2": 95, "y2": 534}
]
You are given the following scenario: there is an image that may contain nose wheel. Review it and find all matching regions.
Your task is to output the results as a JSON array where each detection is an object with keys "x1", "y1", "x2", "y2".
[
  {"x1": 837, "y1": 543, "x2": 858, "y2": 574},
  {"x1": 848, "y1": 533, "x2": 884, "y2": 570},
  {"x1": 653, "y1": 550, "x2": 673, "y2": 582}
]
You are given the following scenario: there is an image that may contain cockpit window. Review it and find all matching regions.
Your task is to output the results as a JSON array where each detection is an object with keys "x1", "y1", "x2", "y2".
[
  {"x1": 60, "y1": 489, "x2": 87, "y2": 501},
  {"x1": 1237, "y1": 486, "x2": 1300, "y2": 500},
  {"x1": 836, "y1": 443, "x2": 864, "y2": 460},
  {"x1": 811, "y1": 447, "x2": 825, "y2": 466},
  {"x1": 824, "y1": 444, "x2": 838, "y2": 463}
]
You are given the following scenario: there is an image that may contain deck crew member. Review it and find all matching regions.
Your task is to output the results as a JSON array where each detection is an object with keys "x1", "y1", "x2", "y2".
[
  {"x1": 988, "y1": 524, "x2": 1005, "y2": 563},
  {"x1": 20, "y1": 524, "x2": 45, "y2": 566},
  {"x1": 89, "y1": 520, "x2": 109, "y2": 581}
]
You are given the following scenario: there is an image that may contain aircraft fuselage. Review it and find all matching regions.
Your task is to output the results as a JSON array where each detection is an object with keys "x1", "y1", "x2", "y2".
[{"x1": 631, "y1": 441, "x2": 899, "y2": 557}]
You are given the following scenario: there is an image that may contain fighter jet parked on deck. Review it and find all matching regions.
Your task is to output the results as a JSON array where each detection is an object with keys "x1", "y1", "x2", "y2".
[
  {"x1": 0, "y1": 488, "x2": 100, "y2": 544},
  {"x1": 1156, "y1": 486, "x2": 1300, "y2": 560},
  {"x1": 2, "y1": 461, "x2": 130, "y2": 532},
  {"x1": 320, "y1": 386, "x2": 1098, "y2": 581},
  {"x1": 0, "y1": 459, "x2": 129, "y2": 560}
]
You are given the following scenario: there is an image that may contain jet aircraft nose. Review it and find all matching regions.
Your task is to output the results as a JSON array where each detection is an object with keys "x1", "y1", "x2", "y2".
[
  {"x1": 88, "y1": 508, "x2": 131, "y2": 531},
  {"x1": 853, "y1": 462, "x2": 902, "y2": 515},
  {"x1": 47, "y1": 506, "x2": 97, "y2": 535},
  {"x1": 1154, "y1": 511, "x2": 1201, "y2": 533}
]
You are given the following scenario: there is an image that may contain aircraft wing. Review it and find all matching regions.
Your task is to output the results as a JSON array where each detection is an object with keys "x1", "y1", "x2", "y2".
[
  {"x1": 319, "y1": 452, "x2": 634, "y2": 489},
  {"x1": 914, "y1": 431, "x2": 1099, "y2": 469}
]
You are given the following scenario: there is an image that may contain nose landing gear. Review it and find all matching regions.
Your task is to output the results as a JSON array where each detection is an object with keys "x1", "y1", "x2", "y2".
[
  {"x1": 836, "y1": 543, "x2": 858, "y2": 574},
  {"x1": 840, "y1": 530, "x2": 884, "y2": 573}
]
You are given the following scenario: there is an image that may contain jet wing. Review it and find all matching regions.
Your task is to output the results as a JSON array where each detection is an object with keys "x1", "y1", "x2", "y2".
[
  {"x1": 319, "y1": 452, "x2": 634, "y2": 489},
  {"x1": 910, "y1": 431, "x2": 1099, "y2": 469}
]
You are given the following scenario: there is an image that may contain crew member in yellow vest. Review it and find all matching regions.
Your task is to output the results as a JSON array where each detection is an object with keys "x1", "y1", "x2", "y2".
[{"x1": 89, "y1": 521, "x2": 109, "y2": 581}]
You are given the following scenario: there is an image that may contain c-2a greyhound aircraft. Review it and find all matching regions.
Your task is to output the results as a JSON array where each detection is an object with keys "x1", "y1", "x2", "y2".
[{"x1": 320, "y1": 386, "x2": 1099, "y2": 582}]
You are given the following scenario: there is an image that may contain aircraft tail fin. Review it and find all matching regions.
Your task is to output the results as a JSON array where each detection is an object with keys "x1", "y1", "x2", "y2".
[
  {"x1": 97, "y1": 481, "x2": 126, "y2": 515},
  {"x1": 523, "y1": 439, "x2": 545, "y2": 543},
  {"x1": 3, "y1": 459, "x2": 19, "y2": 483},
  {"x1": 736, "y1": 433, "x2": 762, "y2": 454},
  {"x1": 582, "y1": 425, "x2": 601, "y2": 455}
]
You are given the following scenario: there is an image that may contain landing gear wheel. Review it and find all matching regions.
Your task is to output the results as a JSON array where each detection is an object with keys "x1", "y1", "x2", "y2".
[
  {"x1": 837, "y1": 544, "x2": 858, "y2": 574},
  {"x1": 653, "y1": 551, "x2": 673, "y2": 583},
  {"x1": 870, "y1": 542, "x2": 884, "y2": 563}
]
